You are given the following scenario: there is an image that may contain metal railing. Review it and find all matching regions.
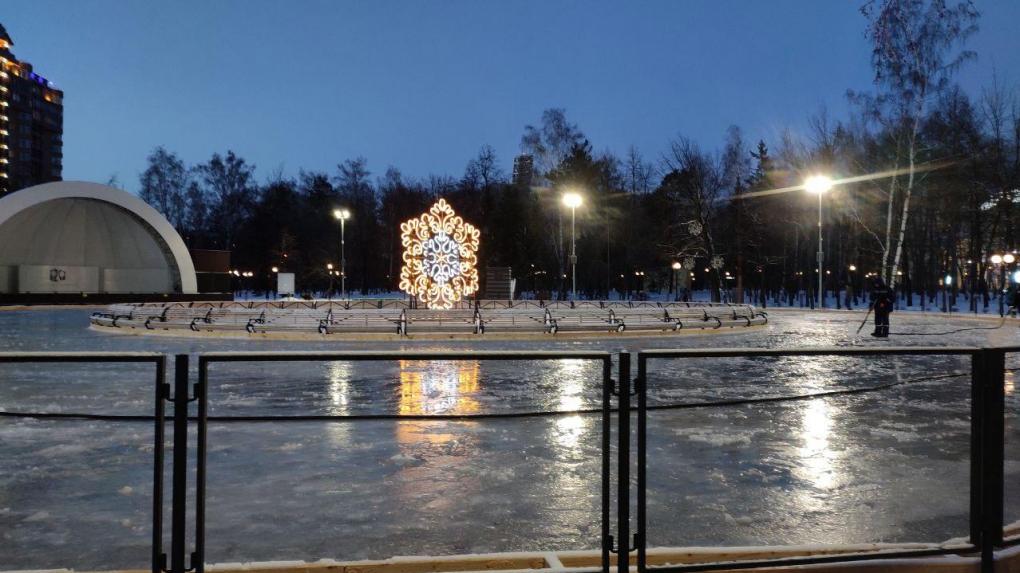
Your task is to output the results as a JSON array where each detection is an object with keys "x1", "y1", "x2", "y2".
[
  {"x1": 188, "y1": 351, "x2": 616, "y2": 573},
  {"x1": 631, "y1": 346, "x2": 1007, "y2": 573},
  {"x1": 0, "y1": 352, "x2": 168, "y2": 573},
  {"x1": 0, "y1": 347, "x2": 1014, "y2": 573}
]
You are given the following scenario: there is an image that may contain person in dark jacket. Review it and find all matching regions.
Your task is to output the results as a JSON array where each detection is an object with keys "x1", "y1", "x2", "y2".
[{"x1": 870, "y1": 276, "x2": 894, "y2": 337}]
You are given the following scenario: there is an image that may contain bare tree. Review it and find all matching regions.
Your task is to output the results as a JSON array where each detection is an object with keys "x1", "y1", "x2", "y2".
[{"x1": 857, "y1": 0, "x2": 979, "y2": 286}]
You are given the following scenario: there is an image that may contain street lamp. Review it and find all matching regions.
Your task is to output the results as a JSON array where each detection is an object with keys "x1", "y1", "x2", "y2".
[
  {"x1": 333, "y1": 208, "x2": 351, "y2": 299},
  {"x1": 990, "y1": 253, "x2": 1015, "y2": 315},
  {"x1": 326, "y1": 263, "x2": 335, "y2": 299},
  {"x1": 562, "y1": 192, "x2": 583, "y2": 300},
  {"x1": 804, "y1": 175, "x2": 834, "y2": 307},
  {"x1": 672, "y1": 261, "x2": 682, "y2": 301}
]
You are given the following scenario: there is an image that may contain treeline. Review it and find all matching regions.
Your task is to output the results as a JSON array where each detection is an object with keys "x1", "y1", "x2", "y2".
[{"x1": 137, "y1": 1, "x2": 1020, "y2": 307}]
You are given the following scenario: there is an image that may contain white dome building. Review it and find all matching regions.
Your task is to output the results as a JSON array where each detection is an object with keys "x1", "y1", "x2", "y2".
[{"x1": 0, "y1": 181, "x2": 197, "y2": 295}]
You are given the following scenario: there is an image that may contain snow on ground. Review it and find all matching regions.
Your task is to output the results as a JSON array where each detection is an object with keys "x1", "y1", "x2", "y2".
[{"x1": 0, "y1": 308, "x2": 1017, "y2": 570}]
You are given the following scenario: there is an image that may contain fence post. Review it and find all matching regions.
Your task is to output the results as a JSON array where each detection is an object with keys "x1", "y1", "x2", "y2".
[
  {"x1": 601, "y1": 357, "x2": 612, "y2": 573},
  {"x1": 195, "y1": 358, "x2": 208, "y2": 573},
  {"x1": 971, "y1": 348, "x2": 1005, "y2": 573},
  {"x1": 170, "y1": 354, "x2": 189, "y2": 573},
  {"x1": 617, "y1": 353, "x2": 630, "y2": 573},
  {"x1": 153, "y1": 356, "x2": 169, "y2": 573},
  {"x1": 635, "y1": 354, "x2": 646, "y2": 573}
]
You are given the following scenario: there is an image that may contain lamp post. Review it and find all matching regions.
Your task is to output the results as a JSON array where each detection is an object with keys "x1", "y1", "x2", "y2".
[
  {"x1": 333, "y1": 208, "x2": 351, "y2": 300},
  {"x1": 990, "y1": 253, "x2": 1015, "y2": 316},
  {"x1": 672, "y1": 261, "x2": 682, "y2": 301},
  {"x1": 326, "y1": 263, "x2": 334, "y2": 299},
  {"x1": 804, "y1": 175, "x2": 834, "y2": 308},
  {"x1": 562, "y1": 192, "x2": 583, "y2": 300}
]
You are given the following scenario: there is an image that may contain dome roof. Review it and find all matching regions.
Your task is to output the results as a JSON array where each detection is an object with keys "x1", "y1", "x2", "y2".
[
  {"x1": 0, "y1": 182, "x2": 197, "y2": 294},
  {"x1": 0, "y1": 198, "x2": 172, "y2": 270}
]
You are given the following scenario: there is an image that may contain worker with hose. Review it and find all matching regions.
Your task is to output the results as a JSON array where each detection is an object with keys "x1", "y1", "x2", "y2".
[{"x1": 870, "y1": 276, "x2": 895, "y2": 338}]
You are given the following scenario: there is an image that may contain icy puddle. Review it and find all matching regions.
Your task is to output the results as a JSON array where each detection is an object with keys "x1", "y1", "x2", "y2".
[{"x1": 0, "y1": 308, "x2": 1018, "y2": 569}]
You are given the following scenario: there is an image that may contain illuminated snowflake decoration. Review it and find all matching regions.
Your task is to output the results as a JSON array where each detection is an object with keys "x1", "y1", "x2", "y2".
[
  {"x1": 687, "y1": 221, "x2": 703, "y2": 236},
  {"x1": 710, "y1": 256, "x2": 724, "y2": 270},
  {"x1": 399, "y1": 199, "x2": 480, "y2": 309},
  {"x1": 682, "y1": 256, "x2": 696, "y2": 270}
]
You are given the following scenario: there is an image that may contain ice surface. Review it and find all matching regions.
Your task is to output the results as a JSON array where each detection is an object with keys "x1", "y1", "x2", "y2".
[{"x1": 0, "y1": 308, "x2": 1018, "y2": 569}]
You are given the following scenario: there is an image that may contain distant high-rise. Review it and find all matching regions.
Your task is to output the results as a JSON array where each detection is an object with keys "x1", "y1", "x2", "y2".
[
  {"x1": 512, "y1": 154, "x2": 534, "y2": 188},
  {"x1": 0, "y1": 23, "x2": 63, "y2": 197}
]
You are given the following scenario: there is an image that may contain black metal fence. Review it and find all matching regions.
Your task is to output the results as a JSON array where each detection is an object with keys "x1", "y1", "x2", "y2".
[
  {"x1": 0, "y1": 347, "x2": 1014, "y2": 573},
  {"x1": 0, "y1": 352, "x2": 169, "y2": 572}
]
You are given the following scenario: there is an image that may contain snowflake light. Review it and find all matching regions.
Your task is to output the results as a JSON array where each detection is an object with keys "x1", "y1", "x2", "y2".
[{"x1": 399, "y1": 199, "x2": 480, "y2": 309}]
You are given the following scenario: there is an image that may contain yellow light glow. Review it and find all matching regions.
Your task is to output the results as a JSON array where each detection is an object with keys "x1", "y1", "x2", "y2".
[
  {"x1": 399, "y1": 198, "x2": 480, "y2": 309},
  {"x1": 562, "y1": 192, "x2": 583, "y2": 208},
  {"x1": 333, "y1": 208, "x2": 350, "y2": 220},
  {"x1": 992, "y1": 254, "x2": 1003, "y2": 265},
  {"x1": 804, "y1": 175, "x2": 833, "y2": 194},
  {"x1": 1005, "y1": 254, "x2": 1016, "y2": 264}
]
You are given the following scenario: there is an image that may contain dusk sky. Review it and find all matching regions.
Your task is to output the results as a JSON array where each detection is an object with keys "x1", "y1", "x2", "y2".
[{"x1": 5, "y1": 1, "x2": 1020, "y2": 192}]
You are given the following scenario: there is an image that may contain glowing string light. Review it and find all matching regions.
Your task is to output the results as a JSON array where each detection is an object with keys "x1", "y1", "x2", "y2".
[{"x1": 399, "y1": 199, "x2": 480, "y2": 309}]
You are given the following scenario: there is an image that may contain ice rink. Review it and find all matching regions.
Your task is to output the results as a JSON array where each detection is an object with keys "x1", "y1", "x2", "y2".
[{"x1": 0, "y1": 308, "x2": 1018, "y2": 570}]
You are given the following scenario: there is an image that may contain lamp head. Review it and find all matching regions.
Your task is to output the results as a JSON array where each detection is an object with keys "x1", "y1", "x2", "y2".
[
  {"x1": 333, "y1": 208, "x2": 350, "y2": 220},
  {"x1": 562, "y1": 192, "x2": 583, "y2": 209},
  {"x1": 672, "y1": 262, "x2": 682, "y2": 270},
  {"x1": 992, "y1": 254, "x2": 1003, "y2": 265},
  {"x1": 804, "y1": 175, "x2": 834, "y2": 195},
  {"x1": 1005, "y1": 253, "x2": 1016, "y2": 264}
]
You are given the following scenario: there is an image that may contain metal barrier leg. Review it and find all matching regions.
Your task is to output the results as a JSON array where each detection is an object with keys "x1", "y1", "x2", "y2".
[
  {"x1": 153, "y1": 356, "x2": 169, "y2": 573},
  {"x1": 618, "y1": 354, "x2": 631, "y2": 573},
  {"x1": 971, "y1": 348, "x2": 1005, "y2": 573},
  {"x1": 602, "y1": 357, "x2": 612, "y2": 573},
  {"x1": 170, "y1": 354, "x2": 189, "y2": 573},
  {"x1": 195, "y1": 359, "x2": 208, "y2": 573},
  {"x1": 635, "y1": 355, "x2": 646, "y2": 573}
]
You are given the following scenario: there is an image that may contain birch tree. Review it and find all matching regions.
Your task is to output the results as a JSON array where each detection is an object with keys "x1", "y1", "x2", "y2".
[{"x1": 858, "y1": 0, "x2": 979, "y2": 287}]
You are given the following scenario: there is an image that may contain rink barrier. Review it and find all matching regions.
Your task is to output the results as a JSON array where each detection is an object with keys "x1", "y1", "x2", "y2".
[
  {"x1": 0, "y1": 351, "x2": 169, "y2": 573},
  {"x1": 632, "y1": 346, "x2": 1007, "y2": 573},
  {"x1": 187, "y1": 351, "x2": 617, "y2": 573},
  {"x1": 0, "y1": 347, "x2": 1015, "y2": 573}
]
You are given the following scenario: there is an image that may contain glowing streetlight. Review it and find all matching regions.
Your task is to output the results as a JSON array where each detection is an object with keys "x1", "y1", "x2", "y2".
[
  {"x1": 671, "y1": 261, "x2": 682, "y2": 301},
  {"x1": 804, "y1": 175, "x2": 833, "y2": 195},
  {"x1": 333, "y1": 208, "x2": 351, "y2": 299},
  {"x1": 992, "y1": 254, "x2": 1003, "y2": 265},
  {"x1": 562, "y1": 192, "x2": 583, "y2": 300},
  {"x1": 271, "y1": 266, "x2": 279, "y2": 273},
  {"x1": 804, "y1": 175, "x2": 833, "y2": 307},
  {"x1": 1006, "y1": 253, "x2": 1016, "y2": 264}
]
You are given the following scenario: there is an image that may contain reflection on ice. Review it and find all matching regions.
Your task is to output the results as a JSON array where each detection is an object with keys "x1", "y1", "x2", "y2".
[
  {"x1": 327, "y1": 361, "x2": 353, "y2": 415},
  {"x1": 797, "y1": 399, "x2": 837, "y2": 492},
  {"x1": 398, "y1": 360, "x2": 480, "y2": 415},
  {"x1": 556, "y1": 359, "x2": 587, "y2": 411},
  {"x1": 554, "y1": 415, "x2": 585, "y2": 451}
]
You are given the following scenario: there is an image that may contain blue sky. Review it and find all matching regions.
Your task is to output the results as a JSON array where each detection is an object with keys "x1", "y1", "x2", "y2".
[{"x1": 5, "y1": 1, "x2": 1019, "y2": 192}]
